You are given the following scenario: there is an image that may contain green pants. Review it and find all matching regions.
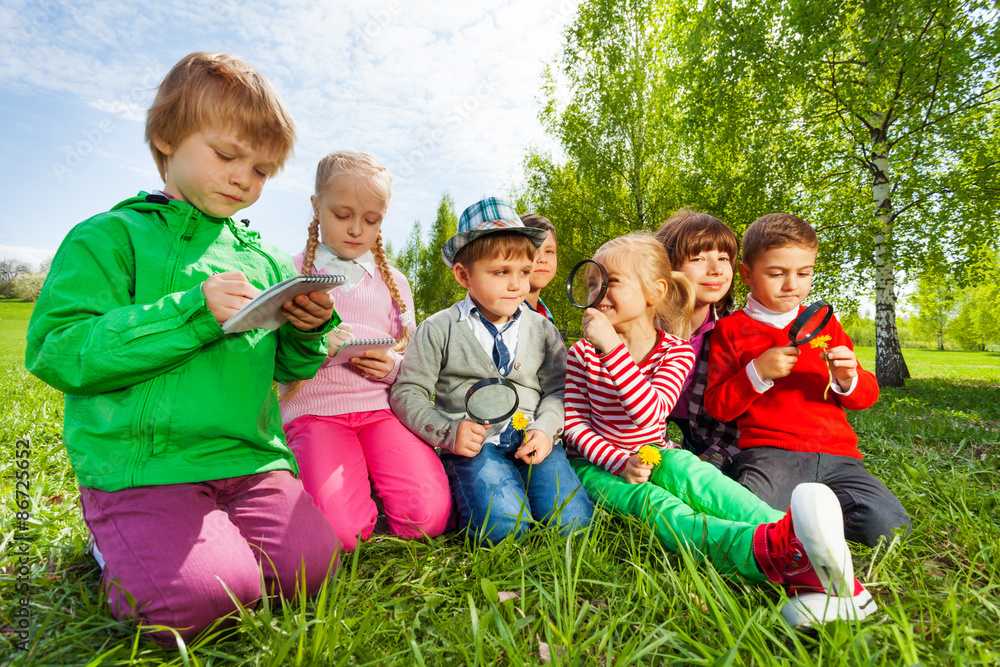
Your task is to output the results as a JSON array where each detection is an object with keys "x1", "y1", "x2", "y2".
[{"x1": 570, "y1": 448, "x2": 783, "y2": 581}]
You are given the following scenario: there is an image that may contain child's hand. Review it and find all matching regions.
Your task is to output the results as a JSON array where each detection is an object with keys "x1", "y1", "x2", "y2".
[
  {"x1": 516, "y1": 429, "x2": 552, "y2": 465},
  {"x1": 824, "y1": 345, "x2": 858, "y2": 390},
  {"x1": 281, "y1": 291, "x2": 334, "y2": 331},
  {"x1": 202, "y1": 271, "x2": 259, "y2": 325},
  {"x1": 350, "y1": 347, "x2": 396, "y2": 379},
  {"x1": 326, "y1": 322, "x2": 355, "y2": 354},
  {"x1": 619, "y1": 454, "x2": 653, "y2": 484},
  {"x1": 754, "y1": 345, "x2": 800, "y2": 381},
  {"x1": 582, "y1": 308, "x2": 621, "y2": 353},
  {"x1": 454, "y1": 419, "x2": 486, "y2": 457}
]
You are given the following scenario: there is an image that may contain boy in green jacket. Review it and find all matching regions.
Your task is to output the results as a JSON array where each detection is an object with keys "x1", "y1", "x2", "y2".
[{"x1": 25, "y1": 52, "x2": 341, "y2": 645}]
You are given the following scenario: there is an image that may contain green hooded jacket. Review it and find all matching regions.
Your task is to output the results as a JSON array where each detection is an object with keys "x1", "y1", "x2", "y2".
[{"x1": 26, "y1": 193, "x2": 339, "y2": 492}]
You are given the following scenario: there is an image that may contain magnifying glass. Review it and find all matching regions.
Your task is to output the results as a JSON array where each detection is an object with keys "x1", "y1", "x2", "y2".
[
  {"x1": 566, "y1": 259, "x2": 609, "y2": 310},
  {"x1": 465, "y1": 377, "x2": 520, "y2": 426},
  {"x1": 788, "y1": 300, "x2": 834, "y2": 347}
]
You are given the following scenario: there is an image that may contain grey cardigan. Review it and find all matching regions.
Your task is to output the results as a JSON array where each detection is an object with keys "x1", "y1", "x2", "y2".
[{"x1": 390, "y1": 303, "x2": 567, "y2": 454}]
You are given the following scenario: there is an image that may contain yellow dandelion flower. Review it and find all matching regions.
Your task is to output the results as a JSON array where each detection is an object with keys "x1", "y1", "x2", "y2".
[
  {"x1": 511, "y1": 411, "x2": 531, "y2": 431},
  {"x1": 638, "y1": 445, "x2": 662, "y2": 466},
  {"x1": 808, "y1": 335, "x2": 835, "y2": 399},
  {"x1": 809, "y1": 334, "x2": 832, "y2": 350}
]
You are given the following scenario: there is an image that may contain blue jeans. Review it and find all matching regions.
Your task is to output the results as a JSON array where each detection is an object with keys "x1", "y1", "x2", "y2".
[{"x1": 442, "y1": 440, "x2": 593, "y2": 545}]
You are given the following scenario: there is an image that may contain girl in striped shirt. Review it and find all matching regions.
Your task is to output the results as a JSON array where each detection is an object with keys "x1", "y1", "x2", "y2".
[
  {"x1": 279, "y1": 151, "x2": 450, "y2": 551},
  {"x1": 564, "y1": 233, "x2": 874, "y2": 627}
]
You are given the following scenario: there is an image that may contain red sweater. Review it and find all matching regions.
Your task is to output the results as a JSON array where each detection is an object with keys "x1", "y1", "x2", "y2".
[
  {"x1": 704, "y1": 310, "x2": 878, "y2": 459},
  {"x1": 565, "y1": 331, "x2": 694, "y2": 474}
]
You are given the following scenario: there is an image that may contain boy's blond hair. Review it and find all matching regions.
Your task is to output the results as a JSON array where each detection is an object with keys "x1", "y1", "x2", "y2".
[
  {"x1": 146, "y1": 52, "x2": 296, "y2": 180},
  {"x1": 453, "y1": 232, "x2": 536, "y2": 268},
  {"x1": 594, "y1": 233, "x2": 695, "y2": 339},
  {"x1": 741, "y1": 213, "x2": 818, "y2": 268}
]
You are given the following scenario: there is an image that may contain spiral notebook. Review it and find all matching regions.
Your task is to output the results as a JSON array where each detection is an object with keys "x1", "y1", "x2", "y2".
[
  {"x1": 222, "y1": 274, "x2": 346, "y2": 333},
  {"x1": 328, "y1": 337, "x2": 396, "y2": 365}
]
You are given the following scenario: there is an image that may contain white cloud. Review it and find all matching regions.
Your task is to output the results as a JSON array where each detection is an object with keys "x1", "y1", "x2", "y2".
[{"x1": 1, "y1": 0, "x2": 578, "y2": 254}]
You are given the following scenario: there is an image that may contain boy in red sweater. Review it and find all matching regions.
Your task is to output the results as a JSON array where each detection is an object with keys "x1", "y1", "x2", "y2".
[{"x1": 705, "y1": 213, "x2": 910, "y2": 546}]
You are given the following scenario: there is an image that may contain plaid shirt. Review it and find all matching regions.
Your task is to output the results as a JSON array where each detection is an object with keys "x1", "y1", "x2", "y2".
[{"x1": 685, "y1": 319, "x2": 741, "y2": 469}]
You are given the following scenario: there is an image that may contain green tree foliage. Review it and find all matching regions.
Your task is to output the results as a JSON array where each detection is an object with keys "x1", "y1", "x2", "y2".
[
  {"x1": 911, "y1": 272, "x2": 957, "y2": 351},
  {"x1": 950, "y1": 248, "x2": 1000, "y2": 350},
  {"x1": 390, "y1": 194, "x2": 466, "y2": 323},
  {"x1": 525, "y1": 0, "x2": 1000, "y2": 386},
  {"x1": 3, "y1": 273, "x2": 46, "y2": 302},
  {"x1": 702, "y1": 0, "x2": 1000, "y2": 385},
  {"x1": 538, "y1": 0, "x2": 678, "y2": 236}
]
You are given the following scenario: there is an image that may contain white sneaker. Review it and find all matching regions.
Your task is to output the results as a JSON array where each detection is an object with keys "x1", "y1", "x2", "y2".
[{"x1": 782, "y1": 583, "x2": 878, "y2": 628}]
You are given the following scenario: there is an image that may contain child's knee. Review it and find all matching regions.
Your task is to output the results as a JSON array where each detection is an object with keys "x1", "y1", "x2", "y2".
[
  {"x1": 108, "y1": 566, "x2": 261, "y2": 645},
  {"x1": 265, "y1": 528, "x2": 341, "y2": 594},
  {"x1": 388, "y1": 491, "x2": 452, "y2": 539},
  {"x1": 854, "y1": 503, "x2": 911, "y2": 547},
  {"x1": 550, "y1": 488, "x2": 595, "y2": 532}
]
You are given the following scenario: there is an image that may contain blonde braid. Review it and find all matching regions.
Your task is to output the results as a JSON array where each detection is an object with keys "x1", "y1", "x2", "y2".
[
  {"x1": 279, "y1": 216, "x2": 322, "y2": 403},
  {"x1": 372, "y1": 232, "x2": 413, "y2": 352},
  {"x1": 302, "y1": 217, "x2": 320, "y2": 276}
]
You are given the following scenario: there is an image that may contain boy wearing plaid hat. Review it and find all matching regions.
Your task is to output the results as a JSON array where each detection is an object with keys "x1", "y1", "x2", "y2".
[{"x1": 391, "y1": 197, "x2": 593, "y2": 545}]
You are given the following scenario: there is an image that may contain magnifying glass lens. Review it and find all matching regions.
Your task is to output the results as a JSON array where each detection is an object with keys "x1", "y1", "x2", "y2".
[
  {"x1": 788, "y1": 301, "x2": 834, "y2": 346},
  {"x1": 465, "y1": 378, "x2": 520, "y2": 425},
  {"x1": 567, "y1": 260, "x2": 609, "y2": 309}
]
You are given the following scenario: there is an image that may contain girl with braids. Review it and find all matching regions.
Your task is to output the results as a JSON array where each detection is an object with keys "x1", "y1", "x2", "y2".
[{"x1": 280, "y1": 151, "x2": 450, "y2": 551}]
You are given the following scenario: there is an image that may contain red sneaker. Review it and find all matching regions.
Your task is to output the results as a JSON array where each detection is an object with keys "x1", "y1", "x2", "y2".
[{"x1": 753, "y1": 483, "x2": 853, "y2": 597}]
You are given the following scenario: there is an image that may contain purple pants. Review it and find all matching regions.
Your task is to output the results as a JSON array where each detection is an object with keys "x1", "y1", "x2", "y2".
[
  {"x1": 80, "y1": 470, "x2": 340, "y2": 645},
  {"x1": 284, "y1": 410, "x2": 451, "y2": 550}
]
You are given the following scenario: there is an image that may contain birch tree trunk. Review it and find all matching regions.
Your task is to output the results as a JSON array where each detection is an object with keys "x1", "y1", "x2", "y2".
[{"x1": 871, "y1": 117, "x2": 910, "y2": 386}]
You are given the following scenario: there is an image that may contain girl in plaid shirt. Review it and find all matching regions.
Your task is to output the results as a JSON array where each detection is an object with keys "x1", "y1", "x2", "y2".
[
  {"x1": 655, "y1": 210, "x2": 742, "y2": 475},
  {"x1": 564, "y1": 233, "x2": 875, "y2": 627}
]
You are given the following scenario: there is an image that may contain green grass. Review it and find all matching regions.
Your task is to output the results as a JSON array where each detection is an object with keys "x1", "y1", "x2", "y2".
[
  {"x1": 3, "y1": 301, "x2": 1000, "y2": 665},
  {"x1": 0, "y1": 298, "x2": 34, "y2": 365}
]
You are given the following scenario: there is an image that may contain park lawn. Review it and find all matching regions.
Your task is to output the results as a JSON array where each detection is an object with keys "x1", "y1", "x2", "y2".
[
  {"x1": 2, "y1": 301, "x2": 999, "y2": 665},
  {"x1": 0, "y1": 299, "x2": 34, "y2": 365}
]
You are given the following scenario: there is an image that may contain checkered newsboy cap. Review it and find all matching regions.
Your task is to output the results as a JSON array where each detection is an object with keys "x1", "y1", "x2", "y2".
[{"x1": 441, "y1": 197, "x2": 548, "y2": 268}]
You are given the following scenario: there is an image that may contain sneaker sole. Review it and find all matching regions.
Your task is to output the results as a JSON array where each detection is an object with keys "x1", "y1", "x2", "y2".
[
  {"x1": 781, "y1": 587, "x2": 878, "y2": 628},
  {"x1": 790, "y1": 483, "x2": 853, "y2": 596}
]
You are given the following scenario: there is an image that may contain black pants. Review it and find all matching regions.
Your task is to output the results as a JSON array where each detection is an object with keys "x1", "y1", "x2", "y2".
[{"x1": 738, "y1": 447, "x2": 911, "y2": 547}]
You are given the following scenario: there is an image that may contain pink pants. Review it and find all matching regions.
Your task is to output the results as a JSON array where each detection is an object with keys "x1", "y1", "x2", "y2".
[
  {"x1": 80, "y1": 470, "x2": 340, "y2": 645},
  {"x1": 284, "y1": 410, "x2": 451, "y2": 550}
]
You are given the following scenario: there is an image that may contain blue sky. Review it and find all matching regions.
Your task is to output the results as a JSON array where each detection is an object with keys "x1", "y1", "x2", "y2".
[{"x1": 0, "y1": 0, "x2": 578, "y2": 269}]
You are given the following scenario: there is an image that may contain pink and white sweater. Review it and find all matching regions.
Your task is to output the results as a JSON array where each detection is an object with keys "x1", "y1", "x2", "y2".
[{"x1": 279, "y1": 252, "x2": 415, "y2": 424}]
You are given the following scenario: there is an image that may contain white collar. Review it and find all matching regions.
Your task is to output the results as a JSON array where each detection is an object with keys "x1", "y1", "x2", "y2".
[
  {"x1": 312, "y1": 244, "x2": 376, "y2": 293},
  {"x1": 457, "y1": 293, "x2": 477, "y2": 321},
  {"x1": 743, "y1": 295, "x2": 800, "y2": 329},
  {"x1": 457, "y1": 293, "x2": 521, "y2": 330}
]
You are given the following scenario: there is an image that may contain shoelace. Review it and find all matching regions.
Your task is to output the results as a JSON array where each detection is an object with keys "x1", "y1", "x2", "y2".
[{"x1": 769, "y1": 515, "x2": 806, "y2": 571}]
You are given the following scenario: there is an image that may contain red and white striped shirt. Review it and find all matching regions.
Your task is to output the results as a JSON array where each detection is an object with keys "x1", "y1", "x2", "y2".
[{"x1": 564, "y1": 331, "x2": 695, "y2": 474}]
